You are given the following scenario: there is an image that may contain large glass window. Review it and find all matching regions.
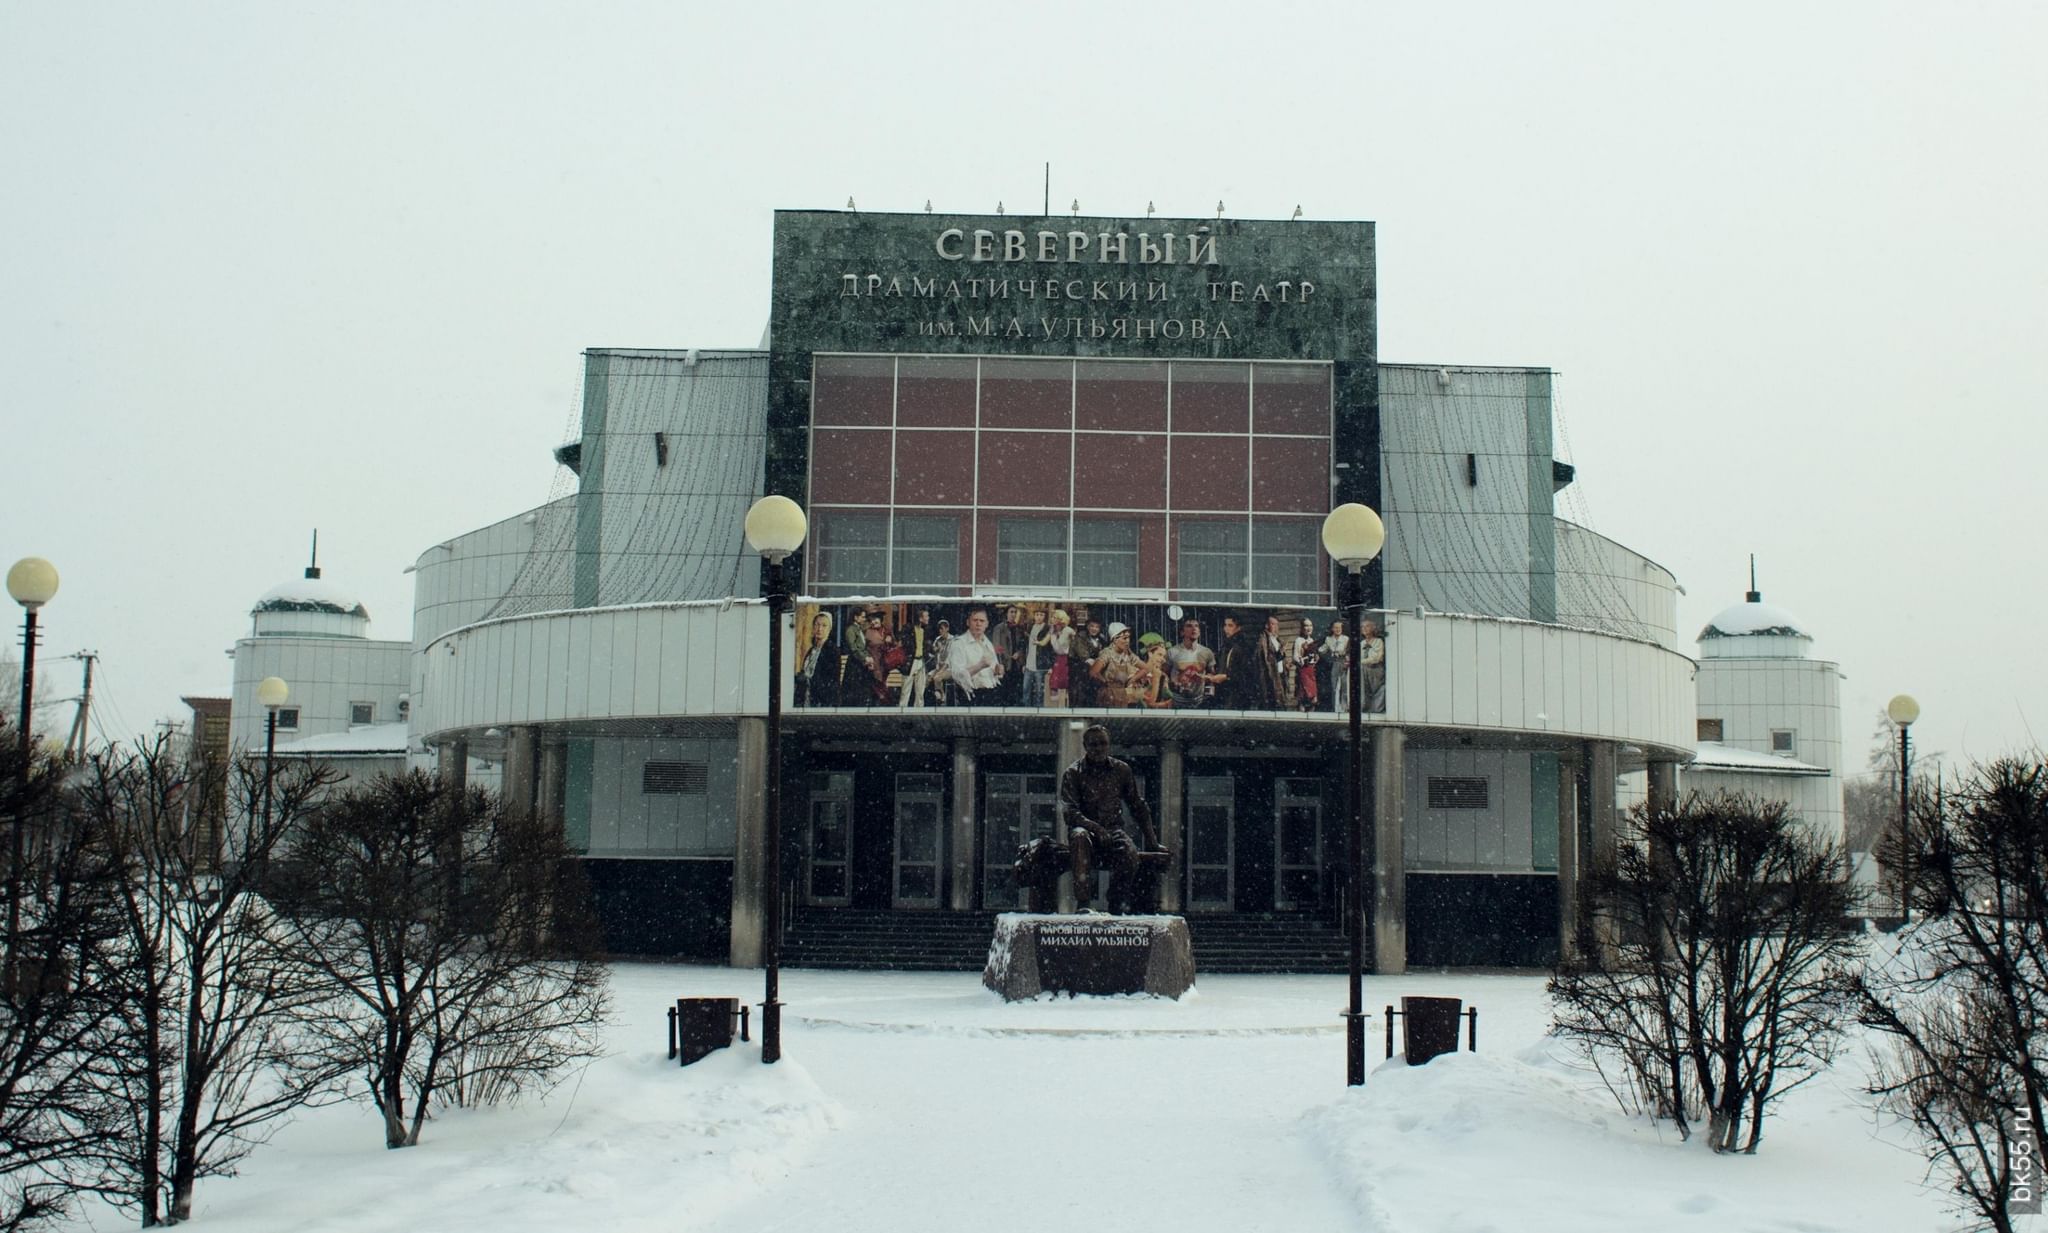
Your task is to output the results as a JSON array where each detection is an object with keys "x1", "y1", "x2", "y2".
[
  {"x1": 812, "y1": 511, "x2": 888, "y2": 596},
  {"x1": 1176, "y1": 520, "x2": 1247, "y2": 601},
  {"x1": 1072, "y1": 519, "x2": 1139, "y2": 590},
  {"x1": 997, "y1": 518, "x2": 1067, "y2": 588},
  {"x1": 807, "y1": 354, "x2": 1335, "y2": 603},
  {"x1": 892, "y1": 514, "x2": 960, "y2": 592},
  {"x1": 1251, "y1": 520, "x2": 1321, "y2": 603}
]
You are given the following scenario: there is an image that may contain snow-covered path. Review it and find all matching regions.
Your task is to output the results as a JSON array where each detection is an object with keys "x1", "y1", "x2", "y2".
[
  {"x1": 699, "y1": 1027, "x2": 1359, "y2": 1233},
  {"x1": 55, "y1": 964, "x2": 1954, "y2": 1233}
]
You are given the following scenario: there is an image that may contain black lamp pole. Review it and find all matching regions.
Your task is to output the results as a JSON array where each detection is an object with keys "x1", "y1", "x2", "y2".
[
  {"x1": 1897, "y1": 721, "x2": 1911, "y2": 906},
  {"x1": 1344, "y1": 564, "x2": 1367, "y2": 1086},
  {"x1": 262, "y1": 708, "x2": 280, "y2": 838},
  {"x1": 7, "y1": 605, "x2": 39, "y2": 966},
  {"x1": 762, "y1": 554, "x2": 785, "y2": 1064}
]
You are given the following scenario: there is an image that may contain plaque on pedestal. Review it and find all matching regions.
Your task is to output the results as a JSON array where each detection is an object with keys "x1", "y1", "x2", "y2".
[{"x1": 983, "y1": 914, "x2": 1195, "y2": 1001}]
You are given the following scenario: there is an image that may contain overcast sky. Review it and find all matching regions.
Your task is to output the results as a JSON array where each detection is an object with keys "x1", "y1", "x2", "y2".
[{"x1": 3, "y1": 1, "x2": 2041, "y2": 769}]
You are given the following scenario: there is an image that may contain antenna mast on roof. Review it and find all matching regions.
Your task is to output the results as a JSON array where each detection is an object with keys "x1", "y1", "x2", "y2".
[
  {"x1": 1043, "y1": 162, "x2": 1050, "y2": 217},
  {"x1": 1745, "y1": 554, "x2": 1760, "y2": 603},
  {"x1": 307, "y1": 530, "x2": 322, "y2": 580}
]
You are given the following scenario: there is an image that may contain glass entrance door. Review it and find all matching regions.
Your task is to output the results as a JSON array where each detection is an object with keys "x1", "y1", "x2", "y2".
[
  {"x1": 893, "y1": 773, "x2": 945, "y2": 909},
  {"x1": 1187, "y1": 775, "x2": 1235, "y2": 911},
  {"x1": 1274, "y1": 777, "x2": 1324, "y2": 910},
  {"x1": 806, "y1": 771, "x2": 854, "y2": 907},
  {"x1": 983, "y1": 773, "x2": 1060, "y2": 909}
]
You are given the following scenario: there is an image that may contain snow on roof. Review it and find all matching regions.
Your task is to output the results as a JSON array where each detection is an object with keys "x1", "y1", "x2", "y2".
[
  {"x1": 1690, "y1": 741, "x2": 1828, "y2": 775},
  {"x1": 253, "y1": 576, "x2": 369, "y2": 619},
  {"x1": 274, "y1": 722, "x2": 408, "y2": 756},
  {"x1": 1698, "y1": 598, "x2": 1808, "y2": 641}
]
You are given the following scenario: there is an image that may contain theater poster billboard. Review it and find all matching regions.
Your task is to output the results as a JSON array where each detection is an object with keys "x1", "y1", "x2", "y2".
[{"x1": 790, "y1": 599, "x2": 1385, "y2": 715}]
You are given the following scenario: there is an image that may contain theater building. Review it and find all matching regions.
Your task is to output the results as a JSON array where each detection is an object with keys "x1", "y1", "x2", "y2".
[{"x1": 403, "y1": 208, "x2": 1701, "y2": 972}]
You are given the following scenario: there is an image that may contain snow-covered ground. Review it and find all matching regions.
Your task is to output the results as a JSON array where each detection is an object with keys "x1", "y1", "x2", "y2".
[{"x1": 57, "y1": 963, "x2": 1962, "y2": 1232}]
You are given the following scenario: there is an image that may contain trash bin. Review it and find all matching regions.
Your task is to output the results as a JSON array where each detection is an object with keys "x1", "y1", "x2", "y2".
[
  {"x1": 1401, "y1": 996, "x2": 1463, "y2": 1065},
  {"x1": 675, "y1": 997, "x2": 744, "y2": 1066}
]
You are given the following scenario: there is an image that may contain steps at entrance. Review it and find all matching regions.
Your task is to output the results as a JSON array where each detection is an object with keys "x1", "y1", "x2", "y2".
[
  {"x1": 781, "y1": 908, "x2": 1352, "y2": 974},
  {"x1": 782, "y1": 909, "x2": 1000, "y2": 972}
]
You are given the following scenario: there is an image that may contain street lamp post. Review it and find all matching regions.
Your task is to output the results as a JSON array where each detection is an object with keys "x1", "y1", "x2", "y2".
[
  {"x1": 744, "y1": 495, "x2": 808, "y2": 1065},
  {"x1": 1321, "y1": 504, "x2": 1385, "y2": 1087},
  {"x1": 1886, "y1": 693, "x2": 1919, "y2": 911},
  {"x1": 7, "y1": 557, "x2": 59, "y2": 970},
  {"x1": 256, "y1": 677, "x2": 290, "y2": 858}
]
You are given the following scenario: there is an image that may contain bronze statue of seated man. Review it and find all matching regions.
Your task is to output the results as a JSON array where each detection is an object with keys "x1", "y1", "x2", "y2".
[{"x1": 1060, "y1": 724, "x2": 1166, "y2": 913}]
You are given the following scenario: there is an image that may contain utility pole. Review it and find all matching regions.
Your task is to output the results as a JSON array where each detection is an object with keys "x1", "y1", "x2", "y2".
[{"x1": 62, "y1": 651, "x2": 96, "y2": 762}]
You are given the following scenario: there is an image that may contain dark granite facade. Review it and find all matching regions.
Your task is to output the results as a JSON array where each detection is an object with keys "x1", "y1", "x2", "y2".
[{"x1": 764, "y1": 209, "x2": 1382, "y2": 605}]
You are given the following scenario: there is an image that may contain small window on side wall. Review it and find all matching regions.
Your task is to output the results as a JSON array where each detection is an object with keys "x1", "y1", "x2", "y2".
[
  {"x1": 351, "y1": 702, "x2": 375, "y2": 726},
  {"x1": 1427, "y1": 776, "x2": 1489, "y2": 810},
  {"x1": 1772, "y1": 729, "x2": 1796, "y2": 756},
  {"x1": 274, "y1": 708, "x2": 299, "y2": 731},
  {"x1": 1697, "y1": 719, "x2": 1724, "y2": 742}
]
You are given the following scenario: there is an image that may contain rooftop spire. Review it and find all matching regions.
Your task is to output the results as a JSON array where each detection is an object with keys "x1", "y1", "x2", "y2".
[
  {"x1": 306, "y1": 529, "x2": 322, "y2": 580},
  {"x1": 1745, "y1": 553, "x2": 1760, "y2": 603}
]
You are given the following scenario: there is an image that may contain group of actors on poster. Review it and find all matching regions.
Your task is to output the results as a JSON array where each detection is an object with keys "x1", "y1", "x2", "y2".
[{"x1": 793, "y1": 601, "x2": 1386, "y2": 714}]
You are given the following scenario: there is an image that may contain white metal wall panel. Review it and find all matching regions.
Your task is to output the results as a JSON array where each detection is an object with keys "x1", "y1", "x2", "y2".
[
  {"x1": 1477, "y1": 619, "x2": 1507, "y2": 726},
  {"x1": 1450, "y1": 618, "x2": 1479, "y2": 725},
  {"x1": 1373, "y1": 612, "x2": 1696, "y2": 757}
]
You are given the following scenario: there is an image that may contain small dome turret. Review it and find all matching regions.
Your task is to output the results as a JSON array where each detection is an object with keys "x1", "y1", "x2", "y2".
[
  {"x1": 250, "y1": 536, "x2": 371, "y2": 638},
  {"x1": 1696, "y1": 567, "x2": 1812, "y2": 659}
]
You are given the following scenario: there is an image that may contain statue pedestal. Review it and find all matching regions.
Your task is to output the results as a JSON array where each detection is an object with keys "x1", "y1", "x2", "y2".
[{"x1": 983, "y1": 913, "x2": 1195, "y2": 1001}]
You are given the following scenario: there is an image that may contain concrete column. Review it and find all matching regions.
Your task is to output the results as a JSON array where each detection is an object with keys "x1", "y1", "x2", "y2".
[
  {"x1": 1157, "y1": 740, "x2": 1185, "y2": 913},
  {"x1": 537, "y1": 740, "x2": 568, "y2": 829},
  {"x1": 948, "y1": 738, "x2": 978, "y2": 911},
  {"x1": 439, "y1": 739, "x2": 468, "y2": 794},
  {"x1": 1586, "y1": 739, "x2": 1620, "y2": 960},
  {"x1": 502, "y1": 727, "x2": 539, "y2": 822},
  {"x1": 1555, "y1": 750, "x2": 1582, "y2": 966},
  {"x1": 1372, "y1": 726, "x2": 1407, "y2": 975},
  {"x1": 1587, "y1": 740, "x2": 1619, "y2": 861},
  {"x1": 729, "y1": 718, "x2": 768, "y2": 969},
  {"x1": 1646, "y1": 759, "x2": 1678, "y2": 818},
  {"x1": 1055, "y1": 719, "x2": 1086, "y2": 912}
]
